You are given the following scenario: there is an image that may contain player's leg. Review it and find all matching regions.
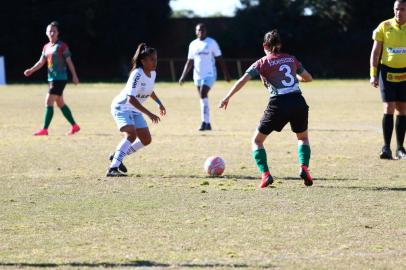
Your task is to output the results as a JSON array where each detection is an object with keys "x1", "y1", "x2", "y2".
[
  {"x1": 197, "y1": 84, "x2": 211, "y2": 131},
  {"x1": 107, "y1": 125, "x2": 137, "y2": 177},
  {"x1": 379, "y1": 67, "x2": 396, "y2": 159},
  {"x1": 296, "y1": 130, "x2": 312, "y2": 186},
  {"x1": 34, "y1": 92, "x2": 57, "y2": 136},
  {"x1": 394, "y1": 101, "x2": 406, "y2": 159},
  {"x1": 52, "y1": 81, "x2": 80, "y2": 135},
  {"x1": 290, "y1": 94, "x2": 312, "y2": 186},
  {"x1": 252, "y1": 130, "x2": 273, "y2": 188}
]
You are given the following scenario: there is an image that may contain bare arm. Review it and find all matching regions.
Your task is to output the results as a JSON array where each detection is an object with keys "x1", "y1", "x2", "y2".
[
  {"x1": 296, "y1": 69, "x2": 313, "y2": 82},
  {"x1": 215, "y1": 56, "x2": 231, "y2": 82},
  {"x1": 179, "y1": 59, "x2": 194, "y2": 85},
  {"x1": 128, "y1": 96, "x2": 160, "y2": 123},
  {"x1": 24, "y1": 58, "x2": 46, "y2": 77},
  {"x1": 370, "y1": 40, "x2": 383, "y2": 88},
  {"x1": 150, "y1": 91, "x2": 166, "y2": 116},
  {"x1": 66, "y1": 57, "x2": 79, "y2": 85},
  {"x1": 219, "y1": 73, "x2": 252, "y2": 110}
]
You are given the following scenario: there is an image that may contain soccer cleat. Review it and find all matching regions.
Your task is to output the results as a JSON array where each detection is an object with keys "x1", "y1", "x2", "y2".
[
  {"x1": 106, "y1": 167, "x2": 127, "y2": 177},
  {"x1": 260, "y1": 171, "x2": 274, "y2": 188},
  {"x1": 67, "y1": 124, "x2": 80, "y2": 135},
  {"x1": 379, "y1": 146, "x2": 393, "y2": 160},
  {"x1": 205, "y1": 123, "x2": 212, "y2": 131},
  {"x1": 34, "y1": 128, "x2": 48, "y2": 136},
  {"x1": 300, "y1": 165, "x2": 313, "y2": 186},
  {"x1": 198, "y1": 122, "x2": 206, "y2": 131},
  {"x1": 395, "y1": 147, "x2": 406, "y2": 160},
  {"x1": 109, "y1": 153, "x2": 128, "y2": 173}
]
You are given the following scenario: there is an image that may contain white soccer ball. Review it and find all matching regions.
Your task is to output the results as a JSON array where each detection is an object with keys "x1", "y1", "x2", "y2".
[{"x1": 204, "y1": 156, "x2": 225, "y2": 176}]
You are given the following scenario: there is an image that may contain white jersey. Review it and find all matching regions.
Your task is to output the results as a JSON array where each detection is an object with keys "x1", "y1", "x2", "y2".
[
  {"x1": 111, "y1": 68, "x2": 156, "y2": 113},
  {"x1": 187, "y1": 37, "x2": 222, "y2": 80}
]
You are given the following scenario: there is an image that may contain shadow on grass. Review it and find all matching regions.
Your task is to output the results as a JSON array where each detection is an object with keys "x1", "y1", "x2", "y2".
[
  {"x1": 0, "y1": 261, "x2": 169, "y2": 268},
  {"x1": 277, "y1": 177, "x2": 358, "y2": 181},
  {"x1": 314, "y1": 186, "x2": 406, "y2": 192},
  {"x1": 0, "y1": 261, "x2": 274, "y2": 268}
]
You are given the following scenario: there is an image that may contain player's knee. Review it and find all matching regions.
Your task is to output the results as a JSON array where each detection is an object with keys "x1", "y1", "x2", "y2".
[
  {"x1": 126, "y1": 134, "x2": 137, "y2": 143},
  {"x1": 140, "y1": 136, "x2": 152, "y2": 146},
  {"x1": 252, "y1": 137, "x2": 264, "y2": 149}
]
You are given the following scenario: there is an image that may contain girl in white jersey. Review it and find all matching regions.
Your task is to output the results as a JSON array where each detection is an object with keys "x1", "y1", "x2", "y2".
[
  {"x1": 107, "y1": 43, "x2": 166, "y2": 177},
  {"x1": 179, "y1": 23, "x2": 230, "y2": 131}
]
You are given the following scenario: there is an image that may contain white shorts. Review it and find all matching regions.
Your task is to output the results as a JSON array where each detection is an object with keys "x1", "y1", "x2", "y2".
[
  {"x1": 111, "y1": 110, "x2": 148, "y2": 130},
  {"x1": 194, "y1": 76, "x2": 216, "y2": 88}
]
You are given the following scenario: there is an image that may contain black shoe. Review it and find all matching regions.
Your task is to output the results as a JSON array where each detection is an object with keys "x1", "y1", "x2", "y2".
[
  {"x1": 109, "y1": 153, "x2": 127, "y2": 173},
  {"x1": 198, "y1": 122, "x2": 206, "y2": 131},
  {"x1": 379, "y1": 146, "x2": 393, "y2": 160},
  {"x1": 106, "y1": 167, "x2": 127, "y2": 177},
  {"x1": 395, "y1": 147, "x2": 406, "y2": 160},
  {"x1": 198, "y1": 122, "x2": 212, "y2": 131}
]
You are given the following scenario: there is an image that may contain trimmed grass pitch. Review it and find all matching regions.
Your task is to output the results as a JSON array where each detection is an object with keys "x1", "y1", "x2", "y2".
[{"x1": 0, "y1": 80, "x2": 405, "y2": 269}]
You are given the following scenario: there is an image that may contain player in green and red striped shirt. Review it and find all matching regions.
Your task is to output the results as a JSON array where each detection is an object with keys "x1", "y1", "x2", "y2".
[{"x1": 24, "y1": 21, "x2": 80, "y2": 136}]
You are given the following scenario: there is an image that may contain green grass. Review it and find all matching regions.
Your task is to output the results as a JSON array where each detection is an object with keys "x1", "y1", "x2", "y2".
[{"x1": 0, "y1": 80, "x2": 405, "y2": 269}]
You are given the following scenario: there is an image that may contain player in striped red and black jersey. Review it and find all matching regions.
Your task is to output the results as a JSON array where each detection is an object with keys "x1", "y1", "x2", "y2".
[{"x1": 219, "y1": 29, "x2": 313, "y2": 188}]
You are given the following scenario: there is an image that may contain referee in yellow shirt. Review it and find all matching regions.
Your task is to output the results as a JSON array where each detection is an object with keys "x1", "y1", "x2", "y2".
[{"x1": 370, "y1": 0, "x2": 406, "y2": 159}]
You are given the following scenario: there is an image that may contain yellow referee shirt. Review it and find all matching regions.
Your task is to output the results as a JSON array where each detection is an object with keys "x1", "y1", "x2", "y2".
[{"x1": 373, "y1": 18, "x2": 406, "y2": 68}]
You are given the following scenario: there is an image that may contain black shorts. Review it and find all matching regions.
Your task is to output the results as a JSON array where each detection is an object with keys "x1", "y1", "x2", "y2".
[
  {"x1": 258, "y1": 93, "x2": 309, "y2": 135},
  {"x1": 379, "y1": 65, "x2": 406, "y2": 102},
  {"x1": 48, "y1": 80, "x2": 67, "y2": 96}
]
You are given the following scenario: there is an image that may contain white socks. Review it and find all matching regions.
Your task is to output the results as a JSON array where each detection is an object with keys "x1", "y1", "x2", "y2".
[
  {"x1": 200, "y1": 98, "x2": 210, "y2": 123},
  {"x1": 126, "y1": 139, "x2": 145, "y2": 156},
  {"x1": 110, "y1": 138, "x2": 132, "y2": 168}
]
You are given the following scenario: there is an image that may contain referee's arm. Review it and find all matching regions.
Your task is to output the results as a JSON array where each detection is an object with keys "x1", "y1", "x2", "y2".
[{"x1": 370, "y1": 40, "x2": 383, "y2": 87}]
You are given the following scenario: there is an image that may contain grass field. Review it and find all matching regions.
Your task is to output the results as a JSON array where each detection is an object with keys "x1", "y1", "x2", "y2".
[{"x1": 0, "y1": 80, "x2": 405, "y2": 269}]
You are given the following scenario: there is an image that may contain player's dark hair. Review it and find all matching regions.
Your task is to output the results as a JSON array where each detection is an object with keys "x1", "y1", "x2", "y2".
[
  {"x1": 47, "y1": 21, "x2": 59, "y2": 30},
  {"x1": 131, "y1": 43, "x2": 156, "y2": 71},
  {"x1": 263, "y1": 29, "x2": 282, "y2": 53}
]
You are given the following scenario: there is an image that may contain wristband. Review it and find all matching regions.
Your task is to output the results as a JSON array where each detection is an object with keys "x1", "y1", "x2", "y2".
[
  {"x1": 370, "y1": 67, "x2": 378, "y2": 77},
  {"x1": 155, "y1": 98, "x2": 162, "y2": 106}
]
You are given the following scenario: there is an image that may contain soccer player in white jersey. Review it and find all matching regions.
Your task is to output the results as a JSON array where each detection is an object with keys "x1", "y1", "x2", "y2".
[
  {"x1": 179, "y1": 23, "x2": 230, "y2": 131},
  {"x1": 107, "y1": 43, "x2": 166, "y2": 177}
]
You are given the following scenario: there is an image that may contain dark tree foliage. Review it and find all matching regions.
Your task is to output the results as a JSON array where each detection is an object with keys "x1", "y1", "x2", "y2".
[
  {"x1": 0, "y1": 0, "x2": 171, "y2": 81},
  {"x1": 232, "y1": 0, "x2": 394, "y2": 77}
]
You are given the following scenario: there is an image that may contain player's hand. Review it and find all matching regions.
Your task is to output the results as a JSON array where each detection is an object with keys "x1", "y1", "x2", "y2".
[
  {"x1": 159, "y1": 104, "x2": 166, "y2": 116},
  {"x1": 24, "y1": 69, "x2": 32, "y2": 77},
  {"x1": 370, "y1": 76, "x2": 379, "y2": 88},
  {"x1": 72, "y1": 75, "x2": 80, "y2": 85},
  {"x1": 148, "y1": 113, "x2": 160, "y2": 124},
  {"x1": 219, "y1": 98, "x2": 230, "y2": 110}
]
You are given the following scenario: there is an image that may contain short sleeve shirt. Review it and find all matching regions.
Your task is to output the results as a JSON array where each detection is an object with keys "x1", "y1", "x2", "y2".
[
  {"x1": 187, "y1": 37, "x2": 222, "y2": 80},
  {"x1": 246, "y1": 53, "x2": 304, "y2": 97},
  {"x1": 111, "y1": 68, "x2": 156, "y2": 113},
  {"x1": 40, "y1": 40, "x2": 72, "y2": 81},
  {"x1": 373, "y1": 18, "x2": 406, "y2": 68}
]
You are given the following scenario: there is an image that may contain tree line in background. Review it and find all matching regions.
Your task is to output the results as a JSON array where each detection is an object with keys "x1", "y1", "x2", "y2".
[{"x1": 0, "y1": 0, "x2": 393, "y2": 81}]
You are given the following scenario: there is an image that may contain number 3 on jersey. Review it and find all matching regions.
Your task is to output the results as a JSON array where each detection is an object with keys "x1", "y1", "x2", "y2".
[{"x1": 279, "y1": 64, "x2": 295, "y2": 87}]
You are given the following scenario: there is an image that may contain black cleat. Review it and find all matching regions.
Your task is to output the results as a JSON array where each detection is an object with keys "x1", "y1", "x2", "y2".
[
  {"x1": 106, "y1": 167, "x2": 127, "y2": 177},
  {"x1": 109, "y1": 153, "x2": 127, "y2": 173},
  {"x1": 395, "y1": 147, "x2": 406, "y2": 160},
  {"x1": 198, "y1": 122, "x2": 211, "y2": 131},
  {"x1": 379, "y1": 146, "x2": 393, "y2": 160}
]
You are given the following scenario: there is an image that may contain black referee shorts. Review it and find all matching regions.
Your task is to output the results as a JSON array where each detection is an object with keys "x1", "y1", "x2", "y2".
[
  {"x1": 379, "y1": 65, "x2": 406, "y2": 102},
  {"x1": 258, "y1": 93, "x2": 309, "y2": 135},
  {"x1": 48, "y1": 80, "x2": 67, "y2": 96}
]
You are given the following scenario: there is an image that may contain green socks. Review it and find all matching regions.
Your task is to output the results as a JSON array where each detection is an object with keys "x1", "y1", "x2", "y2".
[
  {"x1": 43, "y1": 106, "x2": 54, "y2": 129},
  {"x1": 252, "y1": 148, "x2": 269, "y2": 173},
  {"x1": 60, "y1": 105, "x2": 76, "y2": 125},
  {"x1": 298, "y1": 144, "x2": 311, "y2": 167}
]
